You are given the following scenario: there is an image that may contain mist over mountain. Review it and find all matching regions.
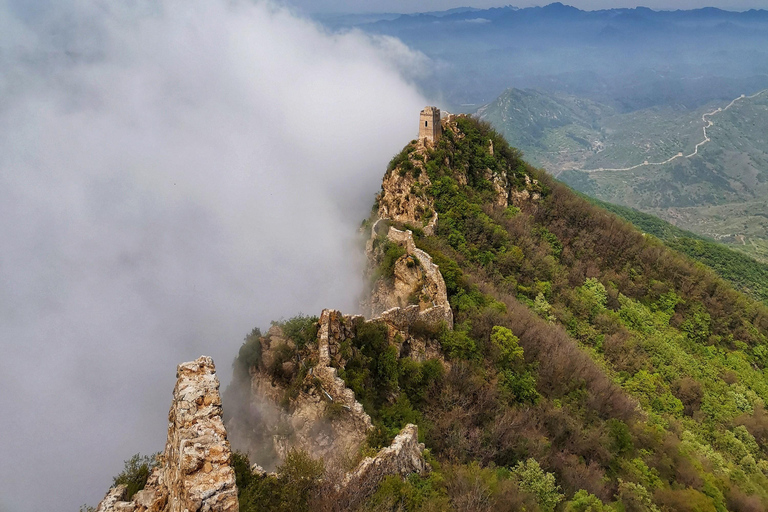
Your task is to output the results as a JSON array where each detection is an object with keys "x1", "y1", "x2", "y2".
[
  {"x1": 319, "y1": 3, "x2": 768, "y2": 264},
  {"x1": 0, "y1": 1, "x2": 426, "y2": 510},
  {"x1": 94, "y1": 111, "x2": 768, "y2": 512},
  {"x1": 328, "y1": 3, "x2": 768, "y2": 110}
]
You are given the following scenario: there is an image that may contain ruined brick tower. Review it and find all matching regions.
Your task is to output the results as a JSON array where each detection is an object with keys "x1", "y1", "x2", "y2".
[{"x1": 419, "y1": 106, "x2": 441, "y2": 144}]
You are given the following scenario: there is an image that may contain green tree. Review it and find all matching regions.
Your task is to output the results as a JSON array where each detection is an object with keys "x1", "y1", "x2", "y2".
[
  {"x1": 681, "y1": 303, "x2": 712, "y2": 344},
  {"x1": 616, "y1": 480, "x2": 659, "y2": 512},
  {"x1": 234, "y1": 327, "x2": 262, "y2": 380},
  {"x1": 280, "y1": 315, "x2": 319, "y2": 348},
  {"x1": 490, "y1": 325, "x2": 524, "y2": 368},
  {"x1": 277, "y1": 449, "x2": 325, "y2": 511},
  {"x1": 512, "y1": 458, "x2": 564, "y2": 512},
  {"x1": 565, "y1": 490, "x2": 610, "y2": 512},
  {"x1": 576, "y1": 278, "x2": 608, "y2": 320}
]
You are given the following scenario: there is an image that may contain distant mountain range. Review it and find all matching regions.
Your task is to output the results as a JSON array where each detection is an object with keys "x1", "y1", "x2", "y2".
[
  {"x1": 326, "y1": 3, "x2": 768, "y2": 111},
  {"x1": 317, "y1": 4, "x2": 768, "y2": 258}
]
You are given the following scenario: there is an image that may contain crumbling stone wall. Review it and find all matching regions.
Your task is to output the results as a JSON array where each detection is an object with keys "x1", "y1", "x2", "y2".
[
  {"x1": 236, "y1": 315, "x2": 373, "y2": 467},
  {"x1": 370, "y1": 226, "x2": 453, "y2": 330},
  {"x1": 336, "y1": 424, "x2": 427, "y2": 510}
]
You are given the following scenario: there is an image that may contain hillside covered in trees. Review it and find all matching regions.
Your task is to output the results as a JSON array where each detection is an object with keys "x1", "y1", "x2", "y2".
[{"x1": 227, "y1": 116, "x2": 768, "y2": 511}]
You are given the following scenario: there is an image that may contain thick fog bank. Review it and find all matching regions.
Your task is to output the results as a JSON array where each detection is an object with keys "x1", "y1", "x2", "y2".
[{"x1": 0, "y1": 1, "x2": 426, "y2": 510}]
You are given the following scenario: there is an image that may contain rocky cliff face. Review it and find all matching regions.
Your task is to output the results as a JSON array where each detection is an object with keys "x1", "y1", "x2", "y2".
[
  {"x1": 377, "y1": 140, "x2": 438, "y2": 236},
  {"x1": 336, "y1": 424, "x2": 427, "y2": 510},
  {"x1": 238, "y1": 312, "x2": 374, "y2": 467},
  {"x1": 229, "y1": 305, "x2": 442, "y2": 469},
  {"x1": 230, "y1": 189, "x2": 454, "y2": 471},
  {"x1": 96, "y1": 357, "x2": 238, "y2": 512},
  {"x1": 366, "y1": 224, "x2": 453, "y2": 331}
]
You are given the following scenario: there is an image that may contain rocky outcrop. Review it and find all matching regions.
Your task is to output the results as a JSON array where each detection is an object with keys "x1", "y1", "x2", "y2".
[
  {"x1": 377, "y1": 144, "x2": 438, "y2": 236},
  {"x1": 485, "y1": 167, "x2": 510, "y2": 207},
  {"x1": 283, "y1": 310, "x2": 373, "y2": 459},
  {"x1": 386, "y1": 228, "x2": 450, "y2": 319},
  {"x1": 96, "y1": 356, "x2": 238, "y2": 512},
  {"x1": 96, "y1": 485, "x2": 131, "y2": 512},
  {"x1": 230, "y1": 316, "x2": 374, "y2": 469},
  {"x1": 162, "y1": 357, "x2": 238, "y2": 512},
  {"x1": 368, "y1": 226, "x2": 453, "y2": 331},
  {"x1": 231, "y1": 303, "x2": 445, "y2": 474},
  {"x1": 509, "y1": 174, "x2": 542, "y2": 206},
  {"x1": 336, "y1": 424, "x2": 428, "y2": 510}
]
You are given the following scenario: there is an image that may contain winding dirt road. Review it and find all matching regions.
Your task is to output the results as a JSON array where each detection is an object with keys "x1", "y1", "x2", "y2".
[{"x1": 575, "y1": 89, "x2": 767, "y2": 174}]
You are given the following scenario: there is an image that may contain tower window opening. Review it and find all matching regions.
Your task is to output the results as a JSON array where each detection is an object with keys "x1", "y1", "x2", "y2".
[{"x1": 425, "y1": 121, "x2": 428, "y2": 127}]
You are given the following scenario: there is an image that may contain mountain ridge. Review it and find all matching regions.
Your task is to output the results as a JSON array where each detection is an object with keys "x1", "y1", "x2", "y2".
[
  {"x1": 96, "y1": 112, "x2": 768, "y2": 511},
  {"x1": 225, "y1": 113, "x2": 768, "y2": 510}
]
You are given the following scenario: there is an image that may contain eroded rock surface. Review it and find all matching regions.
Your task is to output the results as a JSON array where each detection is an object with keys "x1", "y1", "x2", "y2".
[
  {"x1": 96, "y1": 356, "x2": 238, "y2": 512},
  {"x1": 367, "y1": 226, "x2": 453, "y2": 332},
  {"x1": 337, "y1": 424, "x2": 428, "y2": 510},
  {"x1": 96, "y1": 486, "x2": 130, "y2": 512},
  {"x1": 229, "y1": 315, "x2": 374, "y2": 469},
  {"x1": 377, "y1": 143, "x2": 438, "y2": 236},
  {"x1": 230, "y1": 304, "x2": 445, "y2": 473}
]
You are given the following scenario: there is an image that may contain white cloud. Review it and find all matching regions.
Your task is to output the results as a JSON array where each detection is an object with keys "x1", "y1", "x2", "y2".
[{"x1": 0, "y1": 1, "x2": 426, "y2": 510}]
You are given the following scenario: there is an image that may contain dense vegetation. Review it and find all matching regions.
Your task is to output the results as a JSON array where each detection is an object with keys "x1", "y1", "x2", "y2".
[
  {"x1": 585, "y1": 197, "x2": 768, "y2": 305},
  {"x1": 231, "y1": 116, "x2": 768, "y2": 511}
]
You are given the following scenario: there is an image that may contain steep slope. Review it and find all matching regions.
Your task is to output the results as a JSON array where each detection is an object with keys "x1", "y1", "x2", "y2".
[
  {"x1": 480, "y1": 87, "x2": 768, "y2": 263},
  {"x1": 221, "y1": 114, "x2": 768, "y2": 511},
  {"x1": 102, "y1": 113, "x2": 768, "y2": 511},
  {"x1": 391, "y1": 115, "x2": 768, "y2": 510},
  {"x1": 585, "y1": 196, "x2": 768, "y2": 305}
]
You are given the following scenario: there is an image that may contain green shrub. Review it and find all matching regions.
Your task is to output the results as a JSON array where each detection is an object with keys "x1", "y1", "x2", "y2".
[
  {"x1": 234, "y1": 327, "x2": 262, "y2": 380},
  {"x1": 231, "y1": 451, "x2": 254, "y2": 495},
  {"x1": 375, "y1": 239, "x2": 407, "y2": 284},
  {"x1": 564, "y1": 490, "x2": 611, "y2": 512},
  {"x1": 112, "y1": 453, "x2": 158, "y2": 500},
  {"x1": 490, "y1": 326, "x2": 523, "y2": 368},
  {"x1": 438, "y1": 323, "x2": 479, "y2": 361},
  {"x1": 616, "y1": 480, "x2": 659, "y2": 512},
  {"x1": 398, "y1": 358, "x2": 444, "y2": 408},
  {"x1": 607, "y1": 419, "x2": 634, "y2": 457},
  {"x1": 365, "y1": 472, "x2": 449, "y2": 511},
  {"x1": 499, "y1": 369, "x2": 539, "y2": 405},
  {"x1": 387, "y1": 148, "x2": 411, "y2": 172},
  {"x1": 280, "y1": 315, "x2": 319, "y2": 348},
  {"x1": 237, "y1": 449, "x2": 326, "y2": 512}
]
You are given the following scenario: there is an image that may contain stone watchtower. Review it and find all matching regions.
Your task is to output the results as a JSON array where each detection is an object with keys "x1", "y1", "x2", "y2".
[{"x1": 419, "y1": 106, "x2": 441, "y2": 144}]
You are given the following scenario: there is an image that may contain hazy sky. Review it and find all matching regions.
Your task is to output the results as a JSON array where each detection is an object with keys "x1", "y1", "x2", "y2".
[
  {"x1": 0, "y1": 0, "x2": 426, "y2": 510},
  {"x1": 286, "y1": 0, "x2": 768, "y2": 13}
]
